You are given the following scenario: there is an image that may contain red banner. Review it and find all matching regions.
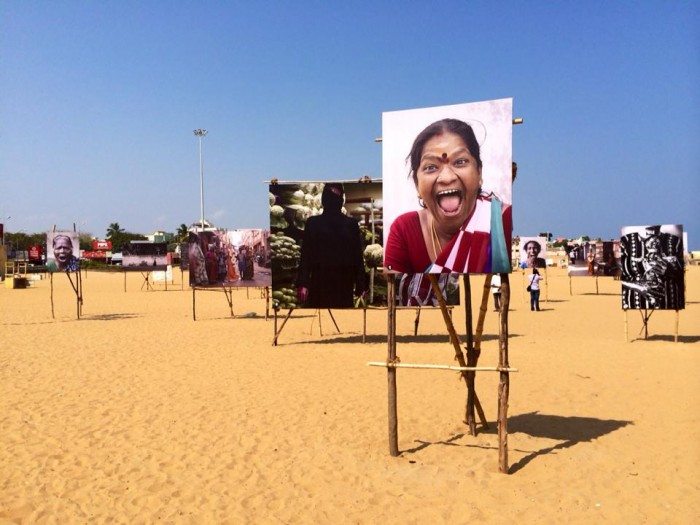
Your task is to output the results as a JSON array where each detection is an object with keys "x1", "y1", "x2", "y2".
[
  {"x1": 92, "y1": 239, "x2": 112, "y2": 251},
  {"x1": 82, "y1": 250, "x2": 108, "y2": 259},
  {"x1": 28, "y1": 245, "x2": 43, "y2": 261}
]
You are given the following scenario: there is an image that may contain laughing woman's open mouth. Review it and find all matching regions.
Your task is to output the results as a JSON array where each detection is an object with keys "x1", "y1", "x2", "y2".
[{"x1": 435, "y1": 188, "x2": 464, "y2": 216}]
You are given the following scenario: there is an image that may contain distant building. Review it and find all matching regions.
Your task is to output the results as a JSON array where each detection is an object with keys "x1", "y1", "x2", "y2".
[
  {"x1": 147, "y1": 230, "x2": 175, "y2": 243},
  {"x1": 188, "y1": 219, "x2": 218, "y2": 232}
]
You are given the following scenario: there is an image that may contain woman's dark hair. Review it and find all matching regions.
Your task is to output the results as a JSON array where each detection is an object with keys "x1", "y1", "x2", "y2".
[
  {"x1": 533, "y1": 268, "x2": 540, "y2": 275},
  {"x1": 407, "y1": 118, "x2": 482, "y2": 185},
  {"x1": 524, "y1": 240, "x2": 541, "y2": 253}
]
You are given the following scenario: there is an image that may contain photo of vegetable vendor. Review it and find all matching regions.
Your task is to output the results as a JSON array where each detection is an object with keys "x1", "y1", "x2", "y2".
[{"x1": 269, "y1": 181, "x2": 385, "y2": 309}]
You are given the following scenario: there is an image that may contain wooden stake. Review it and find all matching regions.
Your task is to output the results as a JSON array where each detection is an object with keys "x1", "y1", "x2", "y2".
[
  {"x1": 497, "y1": 273, "x2": 511, "y2": 474},
  {"x1": 362, "y1": 308, "x2": 367, "y2": 344},
  {"x1": 50, "y1": 273, "x2": 55, "y2": 319},
  {"x1": 427, "y1": 275, "x2": 468, "y2": 371},
  {"x1": 475, "y1": 275, "x2": 492, "y2": 352},
  {"x1": 595, "y1": 275, "x2": 599, "y2": 295},
  {"x1": 273, "y1": 308, "x2": 294, "y2": 346},
  {"x1": 675, "y1": 310, "x2": 679, "y2": 343},
  {"x1": 77, "y1": 266, "x2": 83, "y2": 318},
  {"x1": 644, "y1": 309, "x2": 648, "y2": 339},
  {"x1": 123, "y1": 271, "x2": 127, "y2": 293},
  {"x1": 192, "y1": 287, "x2": 196, "y2": 321},
  {"x1": 273, "y1": 308, "x2": 278, "y2": 343},
  {"x1": 327, "y1": 309, "x2": 340, "y2": 332},
  {"x1": 463, "y1": 275, "x2": 477, "y2": 436},
  {"x1": 472, "y1": 276, "x2": 491, "y2": 430},
  {"x1": 223, "y1": 286, "x2": 234, "y2": 317},
  {"x1": 387, "y1": 274, "x2": 399, "y2": 456},
  {"x1": 413, "y1": 308, "x2": 421, "y2": 336}
]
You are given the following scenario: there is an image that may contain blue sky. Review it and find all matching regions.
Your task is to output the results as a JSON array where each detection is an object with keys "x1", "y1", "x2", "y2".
[{"x1": 1, "y1": 1, "x2": 698, "y2": 246}]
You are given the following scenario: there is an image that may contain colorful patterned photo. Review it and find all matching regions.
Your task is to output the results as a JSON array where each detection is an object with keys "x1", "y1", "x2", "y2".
[
  {"x1": 621, "y1": 225, "x2": 684, "y2": 310},
  {"x1": 188, "y1": 229, "x2": 271, "y2": 288}
]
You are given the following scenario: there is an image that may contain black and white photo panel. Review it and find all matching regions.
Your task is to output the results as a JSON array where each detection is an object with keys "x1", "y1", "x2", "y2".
[{"x1": 620, "y1": 224, "x2": 684, "y2": 310}]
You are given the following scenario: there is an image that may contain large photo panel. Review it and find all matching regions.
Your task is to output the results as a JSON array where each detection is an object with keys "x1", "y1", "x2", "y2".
[
  {"x1": 382, "y1": 98, "x2": 513, "y2": 279},
  {"x1": 621, "y1": 224, "x2": 684, "y2": 310},
  {"x1": 567, "y1": 240, "x2": 621, "y2": 277},
  {"x1": 519, "y1": 236, "x2": 547, "y2": 269},
  {"x1": 269, "y1": 181, "x2": 385, "y2": 309},
  {"x1": 122, "y1": 241, "x2": 168, "y2": 271},
  {"x1": 188, "y1": 229, "x2": 270, "y2": 288},
  {"x1": 46, "y1": 231, "x2": 80, "y2": 272}
]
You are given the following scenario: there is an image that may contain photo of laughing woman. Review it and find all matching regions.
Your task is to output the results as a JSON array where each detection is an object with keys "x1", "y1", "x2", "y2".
[{"x1": 384, "y1": 118, "x2": 512, "y2": 275}]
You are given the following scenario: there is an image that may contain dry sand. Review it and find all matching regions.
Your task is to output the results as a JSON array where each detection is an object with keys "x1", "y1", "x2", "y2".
[{"x1": 1, "y1": 267, "x2": 698, "y2": 523}]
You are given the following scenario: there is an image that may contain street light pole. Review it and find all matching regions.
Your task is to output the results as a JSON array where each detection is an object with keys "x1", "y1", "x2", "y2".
[{"x1": 193, "y1": 129, "x2": 208, "y2": 231}]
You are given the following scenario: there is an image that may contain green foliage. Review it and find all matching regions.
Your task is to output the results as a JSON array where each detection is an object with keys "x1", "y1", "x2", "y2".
[
  {"x1": 106, "y1": 223, "x2": 125, "y2": 239},
  {"x1": 78, "y1": 232, "x2": 93, "y2": 250},
  {"x1": 176, "y1": 224, "x2": 189, "y2": 243},
  {"x1": 109, "y1": 231, "x2": 147, "y2": 253},
  {"x1": 3, "y1": 231, "x2": 45, "y2": 251}
]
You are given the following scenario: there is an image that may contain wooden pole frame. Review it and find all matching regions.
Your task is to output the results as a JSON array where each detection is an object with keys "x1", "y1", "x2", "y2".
[
  {"x1": 626, "y1": 308, "x2": 680, "y2": 343},
  {"x1": 191, "y1": 285, "x2": 236, "y2": 320},
  {"x1": 273, "y1": 308, "x2": 295, "y2": 346},
  {"x1": 379, "y1": 272, "x2": 511, "y2": 471},
  {"x1": 65, "y1": 271, "x2": 82, "y2": 320}
]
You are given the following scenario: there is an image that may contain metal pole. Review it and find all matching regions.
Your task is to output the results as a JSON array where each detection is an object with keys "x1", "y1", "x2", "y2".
[{"x1": 194, "y1": 129, "x2": 208, "y2": 231}]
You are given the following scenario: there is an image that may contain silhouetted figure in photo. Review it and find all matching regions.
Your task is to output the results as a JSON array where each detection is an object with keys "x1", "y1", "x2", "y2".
[{"x1": 296, "y1": 183, "x2": 366, "y2": 308}]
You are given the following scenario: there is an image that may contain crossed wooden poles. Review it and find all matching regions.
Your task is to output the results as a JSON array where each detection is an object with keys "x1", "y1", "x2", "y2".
[{"x1": 370, "y1": 273, "x2": 516, "y2": 473}]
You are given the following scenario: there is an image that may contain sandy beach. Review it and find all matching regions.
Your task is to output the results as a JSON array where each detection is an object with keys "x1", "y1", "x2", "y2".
[{"x1": 1, "y1": 267, "x2": 698, "y2": 523}]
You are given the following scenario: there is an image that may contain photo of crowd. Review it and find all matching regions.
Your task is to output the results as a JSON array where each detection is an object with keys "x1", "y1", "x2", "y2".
[
  {"x1": 269, "y1": 181, "x2": 384, "y2": 309},
  {"x1": 621, "y1": 224, "x2": 685, "y2": 310},
  {"x1": 188, "y1": 229, "x2": 270, "y2": 288}
]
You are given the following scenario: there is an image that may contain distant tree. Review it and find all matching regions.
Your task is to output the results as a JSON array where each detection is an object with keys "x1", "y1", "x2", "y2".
[
  {"x1": 78, "y1": 232, "x2": 93, "y2": 251},
  {"x1": 106, "y1": 223, "x2": 125, "y2": 239},
  {"x1": 176, "y1": 223, "x2": 189, "y2": 242},
  {"x1": 4, "y1": 231, "x2": 45, "y2": 252},
  {"x1": 581, "y1": 235, "x2": 590, "y2": 241},
  {"x1": 109, "y1": 232, "x2": 147, "y2": 253}
]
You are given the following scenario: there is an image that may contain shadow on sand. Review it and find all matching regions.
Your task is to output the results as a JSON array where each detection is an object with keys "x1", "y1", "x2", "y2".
[
  {"x1": 400, "y1": 411, "x2": 631, "y2": 474},
  {"x1": 82, "y1": 313, "x2": 142, "y2": 321},
  {"x1": 289, "y1": 333, "x2": 522, "y2": 345},
  {"x1": 644, "y1": 334, "x2": 700, "y2": 344},
  {"x1": 505, "y1": 411, "x2": 632, "y2": 473}
]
